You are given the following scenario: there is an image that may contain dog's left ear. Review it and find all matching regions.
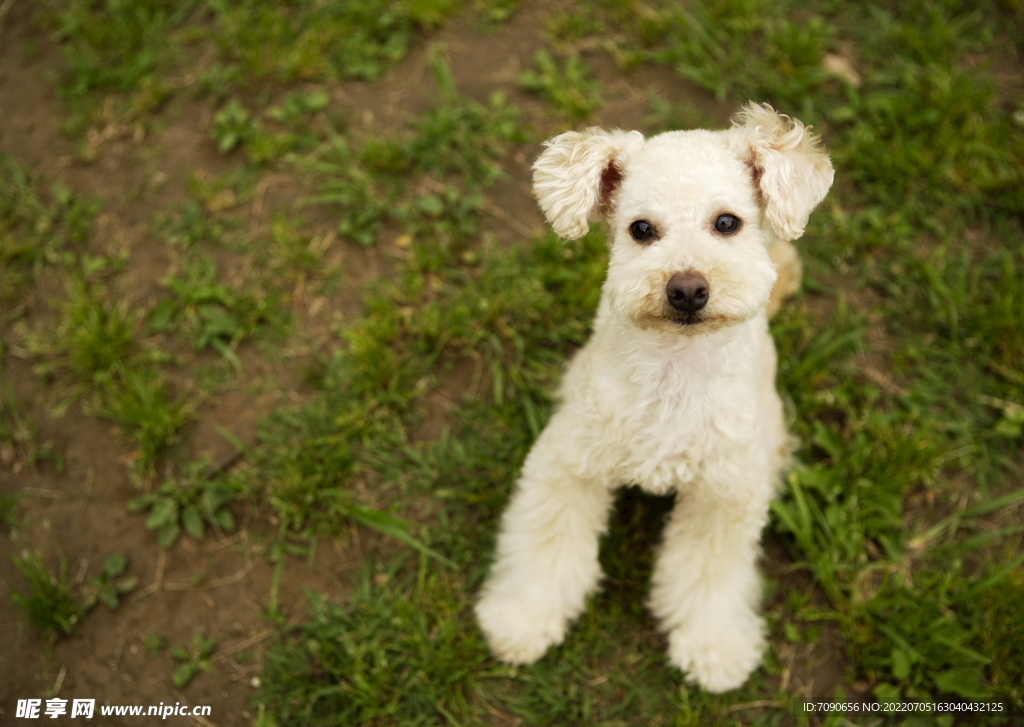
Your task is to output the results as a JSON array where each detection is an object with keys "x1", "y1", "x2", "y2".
[{"x1": 731, "y1": 103, "x2": 834, "y2": 241}]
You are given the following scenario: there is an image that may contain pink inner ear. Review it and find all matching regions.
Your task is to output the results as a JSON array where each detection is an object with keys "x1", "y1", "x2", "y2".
[
  {"x1": 599, "y1": 161, "x2": 624, "y2": 214},
  {"x1": 744, "y1": 155, "x2": 766, "y2": 208}
]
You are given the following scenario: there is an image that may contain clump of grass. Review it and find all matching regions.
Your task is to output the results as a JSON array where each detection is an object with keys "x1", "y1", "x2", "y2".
[
  {"x1": 9, "y1": 551, "x2": 90, "y2": 639},
  {"x1": 22, "y1": 280, "x2": 137, "y2": 387},
  {"x1": 973, "y1": 571, "x2": 1024, "y2": 709},
  {"x1": 16, "y1": 279, "x2": 191, "y2": 475},
  {"x1": 127, "y1": 459, "x2": 237, "y2": 548},
  {"x1": 519, "y1": 50, "x2": 602, "y2": 124},
  {"x1": 405, "y1": 50, "x2": 522, "y2": 186},
  {"x1": 162, "y1": 199, "x2": 226, "y2": 249},
  {"x1": 264, "y1": 215, "x2": 338, "y2": 292},
  {"x1": 42, "y1": 0, "x2": 463, "y2": 132},
  {"x1": 0, "y1": 156, "x2": 97, "y2": 310},
  {"x1": 210, "y1": 99, "x2": 257, "y2": 154},
  {"x1": 146, "y1": 255, "x2": 287, "y2": 369},
  {"x1": 546, "y1": 0, "x2": 835, "y2": 109},
  {"x1": 0, "y1": 385, "x2": 63, "y2": 475},
  {"x1": 258, "y1": 561, "x2": 487, "y2": 726},
  {"x1": 642, "y1": 96, "x2": 720, "y2": 135},
  {"x1": 206, "y1": 0, "x2": 460, "y2": 84},
  {"x1": 308, "y1": 136, "x2": 394, "y2": 247},
  {"x1": 825, "y1": 64, "x2": 1024, "y2": 224},
  {"x1": 308, "y1": 51, "x2": 519, "y2": 248},
  {"x1": 41, "y1": 0, "x2": 192, "y2": 130},
  {"x1": 0, "y1": 493, "x2": 24, "y2": 531},
  {"x1": 92, "y1": 367, "x2": 195, "y2": 472}
]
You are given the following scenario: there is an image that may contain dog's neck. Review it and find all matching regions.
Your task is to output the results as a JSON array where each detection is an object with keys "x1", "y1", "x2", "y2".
[{"x1": 592, "y1": 301, "x2": 767, "y2": 389}]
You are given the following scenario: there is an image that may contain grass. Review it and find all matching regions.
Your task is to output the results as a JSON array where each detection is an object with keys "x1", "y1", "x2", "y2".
[
  {"x1": 519, "y1": 50, "x2": 602, "y2": 124},
  {"x1": 308, "y1": 50, "x2": 520, "y2": 247},
  {"x1": 258, "y1": 560, "x2": 489, "y2": 725},
  {"x1": 9, "y1": 551, "x2": 90, "y2": 639},
  {"x1": 171, "y1": 633, "x2": 217, "y2": 688},
  {"x1": 248, "y1": 0, "x2": 1024, "y2": 722},
  {"x1": 127, "y1": 459, "x2": 237, "y2": 548},
  {"x1": 3, "y1": 0, "x2": 1024, "y2": 724},
  {"x1": 8, "y1": 549, "x2": 135, "y2": 640},
  {"x1": 0, "y1": 155, "x2": 97, "y2": 311},
  {"x1": 146, "y1": 254, "x2": 287, "y2": 369},
  {"x1": 17, "y1": 279, "x2": 192, "y2": 475},
  {"x1": 39, "y1": 0, "x2": 483, "y2": 131}
]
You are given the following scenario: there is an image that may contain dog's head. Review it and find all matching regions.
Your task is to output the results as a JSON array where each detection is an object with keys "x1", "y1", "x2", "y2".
[{"x1": 532, "y1": 103, "x2": 833, "y2": 335}]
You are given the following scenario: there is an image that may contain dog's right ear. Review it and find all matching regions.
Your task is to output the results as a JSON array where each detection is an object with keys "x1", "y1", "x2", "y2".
[{"x1": 533, "y1": 128, "x2": 645, "y2": 240}]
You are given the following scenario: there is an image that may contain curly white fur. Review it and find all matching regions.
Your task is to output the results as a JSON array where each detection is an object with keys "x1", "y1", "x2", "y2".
[{"x1": 476, "y1": 103, "x2": 833, "y2": 692}]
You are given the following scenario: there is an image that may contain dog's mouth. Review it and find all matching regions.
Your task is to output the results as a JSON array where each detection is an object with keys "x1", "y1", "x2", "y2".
[
  {"x1": 663, "y1": 311, "x2": 735, "y2": 334},
  {"x1": 631, "y1": 308, "x2": 735, "y2": 334},
  {"x1": 671, "y1": 313, "x2": 705, "y2": 327}
]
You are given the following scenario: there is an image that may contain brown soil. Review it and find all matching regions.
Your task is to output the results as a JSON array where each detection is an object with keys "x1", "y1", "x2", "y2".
[{"x1": 0, "y1": 2, "x2": 840, "y2": 725}]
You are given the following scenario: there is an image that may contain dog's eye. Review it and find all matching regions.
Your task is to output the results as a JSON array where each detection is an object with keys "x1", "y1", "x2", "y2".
[
  {"x1": 714, "y1": 214, "x2": 742, "y2": 235},
  {"x1": 629, "y1": 220, "x2": 655, "y2": 242}
]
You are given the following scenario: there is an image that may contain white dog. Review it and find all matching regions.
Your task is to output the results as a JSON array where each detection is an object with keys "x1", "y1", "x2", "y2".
[{"x1": 475, "y1": 103, "x2": 833, "y2": 693}]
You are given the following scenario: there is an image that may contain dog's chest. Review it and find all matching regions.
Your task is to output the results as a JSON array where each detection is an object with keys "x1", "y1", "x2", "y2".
[
  {"x1": 617, "y1": 377, "x2": 758, "y2": 494},
  {"x1": 571, "y1": 331, "x2": 766, "y2": 495}
]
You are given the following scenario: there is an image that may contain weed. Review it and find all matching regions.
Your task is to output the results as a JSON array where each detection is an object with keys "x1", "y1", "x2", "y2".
[
  {"x1": 307, "y1": 53, "x2": 519, "y2": 247},
  {"x1": 265, "y1": 215, "x2": 337, "y2": 291},
  {"x1": 0, "y1": 386, "x2": 63, "y2": 475},
  {"x1": 205, "y1": 0, "x2": 459, "y2": 85},
  {"x1": 259, "y1": 561, "x2": 487, "y2": 726},
  {"x1": 142, "y1": 633, "x2": 168, "y2": 655},
  {"x1": 307, "y1": 134, "x2": 394, "y2": 247},
  {"x1": 128, "y1": 460, "x2": 237, "y2": 548},
  {"x1": 14, "y1": 274, "x2": 189, "y2": 474},
  {"x1": 231, "y1": 404, "x2": 451, "y2": 565},
  {"x1": 0, "y1": 493, "x2": 22, "y2": 530},
  {"x1": 0, "y1": 156, "x2": 96, "y2": 309},
  {"x1": 41, "y1": 0, "x2": 195, "y2": 129},
  {"x1": 84, "y1": 553, "x2": 138, "y2": 609},
  {"x1": 171, "y1": 633, "x2": 216, "y2": 688},
  {"x1": 210, "y1": 99, "x2": 257, "y2": 154},
  {"x1": 405, "y1": 50, "x2": 522, "y2": 186},
  {"x1": 400, "y1": 187, "x2": 484, "y2": 272},
  {"x1": 265, "y1": 89, "x2": 330, "y2": 123},
  {"x1": 649, "y1": 0, "x2": 834, "y2": 103},
  {"x1": 244, "y1": 91, "x2": 332, "y2": 164},
  {"x1": 9, "y1": 550, "x2": 90, "y2": 639},
  {"x1": 94, "y1": 367, "x2": 194, "y2": 473},
  {"x1": 163, "y1": 199, "x2": 225, "y2": 249},
  {"x1": 519, "y1": 49, "x2": 601, "y2": 124},
  {"x1": 473, "y1": 0, "x2": 519, "y2": 23},
  {"x1": 146, "y1": 255, "x2": 287, "y2": 369},
  {"x1": 27, "y1": 280, "x2": 137, "y2": 387}
]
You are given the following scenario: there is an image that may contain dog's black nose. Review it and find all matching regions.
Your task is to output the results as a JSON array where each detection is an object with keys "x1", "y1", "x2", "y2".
[{"x1": 666, "y1": 271, "x2": 710, "y2": 313}]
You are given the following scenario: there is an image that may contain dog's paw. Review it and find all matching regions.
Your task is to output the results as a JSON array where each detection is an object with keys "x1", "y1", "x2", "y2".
[
  {"x1": 475, "y1": 593, "x2": 566, "y2": 665},
  {"x1": 666, "y1": 612, "x2": 765, "y2": 693}
]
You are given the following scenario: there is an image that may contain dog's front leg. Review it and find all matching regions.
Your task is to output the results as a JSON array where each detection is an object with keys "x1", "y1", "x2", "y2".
[
  {"x1": 476, "y1": 415, "x2": 614, "y2": 665},
  {"x1": 648, "y1": 484, "x2": 771, "y2": 693}
]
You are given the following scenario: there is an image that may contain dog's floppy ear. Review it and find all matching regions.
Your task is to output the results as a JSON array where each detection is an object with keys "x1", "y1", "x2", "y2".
[
  {"x1": 533, "y1": 128, "x2": 645, "y2": 239},
  {"x1": 732, "y1": 103, "x2": 834, "y2": 241}
]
